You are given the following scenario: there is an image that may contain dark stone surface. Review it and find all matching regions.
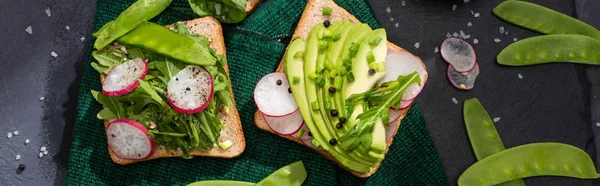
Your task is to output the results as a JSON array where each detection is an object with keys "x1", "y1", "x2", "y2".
[{"x1": 0, "y1": 0, "x2": 598, "y2": 185}]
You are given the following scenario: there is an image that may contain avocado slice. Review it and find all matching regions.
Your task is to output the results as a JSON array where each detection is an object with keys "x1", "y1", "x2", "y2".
[{"x1": 289, "y1": 25, "x2": 373, "y2": 173}]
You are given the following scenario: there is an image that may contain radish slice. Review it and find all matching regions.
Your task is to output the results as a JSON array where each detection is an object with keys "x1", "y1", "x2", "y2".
[
  {"x1": 390, "y1": 99, "x2": 414, "y2": 110},
  {"x1": 386, "y1": 116, "x2": 401, "y2": 142},
  {"x1": 263, "y1": 109, "x2": 304, "y2": 135},
  {"x1": 380, "y1": 50, "x2": 427, "y2": 101},
  {"x1": 254, "y1": 72, "x2": 298, "y2": 117},
  {"x1": 440, "y1": 37, "x2": 477, "y2": 72},
  {"x1": 106, "y1": 119, "x2": 155, "y2": 160},
  {"x1": 447, "y1": 62, "x2": 480, "y2": 90},
  {"x1": 167, "y1": 65, "x2": 214, "y2": 114},
  {"x1": 388, "y1": 108, "x2": 403, "y2": 124},
  {"x1": 102, "y1": 58, "x2": 148, "y2": 96}
]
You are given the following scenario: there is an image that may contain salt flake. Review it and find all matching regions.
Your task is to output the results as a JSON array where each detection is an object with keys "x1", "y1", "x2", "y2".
[
  {"x1": 386, "y1": 7, "x2": 391, "y2": 13},
  {"x1": 465, "y1": 35, "x2": 471, "y2": 39},
  {"x1": 414, "y1": 42, "x2": 420, "y2": 49},
  {"x1": 474, "y1": 13, "x2": 480, "y2": 18},
  {"x1": 394, "y1": 23, "x2": 399, "y2": 28},
  {"x1": 13, "y1": 131, "x2": 18, "y2": 136},
  {"x1": 499, "y1": 27, "x2": 505, "y2": 34},
  {"x1": 39, "y1": 152, "x2": 44, "y2": 158},
  {"x1": 434, "y1": 47, "x2": 439, "y2": 53},
  {"x1": 25, "y1": 26, "x2": 32, "y2": 35},
  {"x1": 40, "y1": 96, "x2": 45, "y2": 101},
  {"x1": 494, "y1": 38, "x2": 501, "y2": 43},
  {"x1": 7, "y1": 132, "x2": 12, "y2": 139},
  {"x1": 467, "y1": 22, "x2": 472, "y2": 27},
  {"x1": 446, "y1": 32, "x2": 452, "y2": 38},
  {"x1": 493, "y1": 117, "x2": 501, "y2": 122},
  {"x1": 43, "y1": 151, "x2": 48, "y2": 155},
  {"x1": 513, "y1": 37, "x2": 518, "y2": 41},
  {"x1": 464, "y1": 0, "x2": 470, "y2": 3},
  {"x1": 80, "y1": 36, "x2": 86, "y2": 41},
  {"x1": 389, "y1": 17, "x2": 394, "y2": 22},
  {"x1": 452, "y1": 5, "x2": 457, "y2": 11},
  {"x1": 402, "y1": 1, "x2": 406, "y2": 6},
  {"x1": 473, "y1": 39, "x2": 479, "y2": 44},
  {"x1": 51, "y1": 51, "x2": 58, "y2": 57},
  {"x1": 25, "y1": 139, "x2": 30, "y2": 144},
  {"x1": 452, "y1": 98, "x2": 458, "y2": 104},
  {"x1": 16, "y1": 154, "x2": 21, "y2": 161},
  {"x1": 518, "y1": 74, "x2": 524, "y2": 79},
  {"x1": 597, "y1": 122, "x2": 600, "y2": 127},
  {"x1": 45, "y1": 7, "x2": 51, "y2": 17},
  {"x1": 65, "y1": 25, "x2": 70, "y2": 30},
  {"x1": 40, "y1": 146, "x2": 46, "y2": 152},
  {"x1": 453, "y1": 32, "x2": 459, "y2": 37}
]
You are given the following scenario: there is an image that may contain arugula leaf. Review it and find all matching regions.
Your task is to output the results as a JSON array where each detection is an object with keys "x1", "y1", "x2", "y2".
[
  {"x1": 91, "y1": 47, "x2": 125, "y2": 74},
  {"x1": 97, "y1": 107, "x2": 118, "y2": 120},
  {"x1": 126, "y1": 46, "x2": 146, "y2": 59},
  {"x1": 176, "y1": 23, "x2": 210, "y2": 46},
  {"x1": 338, "y1": 72, "x2": 421, "y2": 151},
  {"x1": 91, "y1": 90, "x2": 127, "y2": 119},
  {"x1": 155, "y1": 57, "x2": 184, "y2": 83},
  {"x1": 91, "y1": 62, "x2": 111, "y2": 74},
  {"x1": 188, "y1": 0, "x2": 247, "y2": 23},
  {"x1": 137, "y1": 79, "x2": 169, "y2": 108}
]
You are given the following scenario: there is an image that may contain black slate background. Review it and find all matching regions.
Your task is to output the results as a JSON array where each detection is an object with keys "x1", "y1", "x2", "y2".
[{"x1": 0, "y1": 0, "x2": 598, "y2": 185}]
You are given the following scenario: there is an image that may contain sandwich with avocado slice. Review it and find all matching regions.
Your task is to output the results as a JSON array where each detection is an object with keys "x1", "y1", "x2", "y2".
[
  {"x1": 90, "y1": 0, "x2": 245, "y2": 164},
  {"x1": 253, "y1": 0, "x2": 428, "y2": 177}
]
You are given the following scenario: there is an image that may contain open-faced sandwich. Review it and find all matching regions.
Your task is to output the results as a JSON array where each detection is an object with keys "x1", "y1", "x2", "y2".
[
  {"x1": 90, "y1": 0, "x2": 244, "y2": 164},
  {"x1": 253, "y1": 0, "x2": 428, "y2": 177}
]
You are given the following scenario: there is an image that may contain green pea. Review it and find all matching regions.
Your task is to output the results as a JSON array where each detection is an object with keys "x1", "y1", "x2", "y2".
[
  {"x1": 493, "y1": 1, "x2": 600, "y2": 40},
  {"x1": 93, "y1": 0, "x2": 173, "y2": 50},
  {"x1": 187, "y1": 180, "x2": 254, "y2": 186},
  {"x1": 497, "y1": 34, "x2": 600, "y2": 66},
  {"x1": 117, "y1": 22, "x2": 216, "y2": 66},
  {"x1": 458, "y1": 143, "x2": 600, "y2": 186},
  {"x1": 463, "y1": 98, "x2": 526, "y2": 186},
  {"x1": 255, "y1": 161, "x2": 307, "y2": 186}
]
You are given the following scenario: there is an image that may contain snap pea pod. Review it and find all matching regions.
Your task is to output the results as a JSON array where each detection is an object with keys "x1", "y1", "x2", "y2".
[
  {"x1": 117, "y1": 22, "x2": 216, "y2": 66},
  {"x1": 463, "y1": 98, "x2": 526, "y2": 186},
  {"x1": 255, "y1": 161, "x2": 307, "y2": 186},
  {"x1": 93, "y1": 0, "x2": 172, "y2": 49},
  {"x1": 187, "y1": 181, "x2": 254, "y2": 186},
  {"x1": 493, "y1": 1, "x2": 600, "y2": 40},
  {"x1": 458, "y1": 143, "x2": 600, "y2": 186},
  {"x1": 497, "y1": 34, "x2": 600, "y2": 66}
]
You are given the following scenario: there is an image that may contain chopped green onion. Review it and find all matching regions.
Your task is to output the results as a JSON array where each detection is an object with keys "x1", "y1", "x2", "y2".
[
  {"x1": 292, "y1": 76, "x2": 301, "y2": 84},
  {"x1": 342, "y1": 55, "x2": 351, "y2": 64},
  {"x1": 322, "y1": 7, "x2": 332, "y2": 16},
  {"x1": 369, "y1": 36, "x2": 382, "y2": 46},
  {"x1": 316, "y1": 61, "x2": 325, "y2": 73},
  {"x1": 311, "y1": 101, "x2": 320, "y2": 110},
  {"x1": 318, "y1": 41, "x2": 329, "y2": 50},
  {"x1": 347, "y1": 72, "x2": 355, "y2": 82},
  {"x1": 318, "y1": 30, "x2": 324, "y2": 39},
  {"x1": 330, "y1": 69, "x2": 338, "y2": 77},
  {"x1": 325, "y1": 100, "x2": 332, "y2": 110},
  {"x1": 339, "y1": 67, "x2": 347, "y2": 75},
  {"x1": 376, "y1": 62, "x2": 386, "y2": 72},
  {"x1": 312, "y1": 139, "x2": 321, "y2": 148},
  {"x1": 294, "y1": 51, "x2": 304, "y2": 58},
  {"x1": 323, "y1": 30, "x2": 332, "y2": 38},
  {"x1": 309, "y1": 72, "x2": 318, "y2": 79},
  {"x1": 331, "y1": 32, "x2": 341, "y2": 41},
  {"x1": 218, "y1": 140, "x2": 233, "y2": 150},
  {"x1": 368, "y1": 62, "x2": 378, "y2": 70},
  {"x1": 324, "y1": 59, "x2": 334, "y2": 70},
  {"x1": 366, "y1": 51, "x2": 375, "y2": 63},
  {"x1": 316, "y1": 76, "x2": 325, "y2": 87},
  {"x1": 334, "y1": 76, "x2": 343, "y2": 89},
  {"x1": 295, "y1": 129, "x2": 304, "y2": 139}
]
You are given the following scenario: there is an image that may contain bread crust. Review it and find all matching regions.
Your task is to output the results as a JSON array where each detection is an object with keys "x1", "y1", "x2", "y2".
[
  {"x1": 99, "y1": 17, "x2": 246, "y2": 165},
  {"x1": 253, "y1": 0, "x2": 428, "y2": 177}
]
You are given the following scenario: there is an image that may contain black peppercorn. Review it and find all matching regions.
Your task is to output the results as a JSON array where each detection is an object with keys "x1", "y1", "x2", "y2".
[
  {"x1": 330, "y1": 109, "x2": 339, "y2": 117},
  {"x1": 368, "y1": 69, "x2": 376, "y2": 76},
  {"x1": 339, "y1": 117, "x2": 347, "y2": 123},
  {"x1": 276, "y1": 79, "x2": 282, "y2": 86},
  {"x1": 308, "y1": 131, "x2": 312, "y2": 137},
  {"x1": 328, "y1": 87, "x2": 336, "y2": 93},
  {"x1": 288, "y1": 87, "x2": 292, "y2": 93},
  {"x1": 324, "y1": 20, "x2": 331, "y2": 28},
  {"x1": 335, "y1": 123, "x2": 343, "y2": 129},
  {"x1": 18, "y1": 164, "x2": 25, "y2": 171},
  {"x1": 329, "y1": 139, "x2": 337, "y2": 145}
]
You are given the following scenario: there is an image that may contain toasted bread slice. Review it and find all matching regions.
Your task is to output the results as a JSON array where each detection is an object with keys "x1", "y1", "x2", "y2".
[
  {"x1": 253, "y1": 0, "x2": 428, "y2": 177},
  {"x1": 245, "y1": 0, "x2": 261, "y2": 13},
  {"x1": 99, "y1": 17, "x2": 245, "y2": 165}
]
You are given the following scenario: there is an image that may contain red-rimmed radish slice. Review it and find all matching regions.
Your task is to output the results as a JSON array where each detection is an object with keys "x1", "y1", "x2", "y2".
[
  {"x1": 380, "y1": 50, "x2": 427, "y2": 101},
  {"x1": 102, "y1": 58, "x2": 148, "y2": 96},
  {"x1": 440, "y1": 37, "x2": 477, "y2": 72},
  {"x1": 447, "y1": 62, "x2": 480, "y2": 90},
  {"x1": 386, "y1": 116, "x2": 401, "y2": 142},
  {"x1": 263, "y1": 109, "x2": 304, "y2": 135},
  {"x1": 106, "y1": 119, "x2": 155, "y2": 160},
  {"x1": 388, "y1": 108, "x2": 403, "y2": 124},
  {"x1": 167, "y1": 65, "x2": 214, "y2": 114},
  {"x1": 254, "y1": 72, "x2": 298, "y2": 117},
  {"x1": 298, "y1": 124, "x2": 311, "y2": 140},
  {"x1": 390, "y1": 99, "x2": 414, "y2": 110}
]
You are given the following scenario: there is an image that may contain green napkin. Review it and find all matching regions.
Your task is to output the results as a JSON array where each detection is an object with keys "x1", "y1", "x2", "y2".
[{"x1": 65, "y1": 0, "x2": 449, "y2": 185}]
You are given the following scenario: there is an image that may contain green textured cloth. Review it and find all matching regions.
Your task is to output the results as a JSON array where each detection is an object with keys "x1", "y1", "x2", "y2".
[{"x1": 65, "y1": 0, "x2": 449, "y2": 185}]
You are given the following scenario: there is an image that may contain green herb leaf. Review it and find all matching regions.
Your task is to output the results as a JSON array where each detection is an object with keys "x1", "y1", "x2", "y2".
[
  {"x1": 155, "y1": 57, "x2": 184, "y2": 82},
  {"x1": 91, "y1": 90, "x2": 126, "y2": 119},
  {"x1": 97, "y1": 107, "x2": 118, "y2": 120},
  {"x1": 188, "y1": 0, "x2": 247, "y2": 23}
]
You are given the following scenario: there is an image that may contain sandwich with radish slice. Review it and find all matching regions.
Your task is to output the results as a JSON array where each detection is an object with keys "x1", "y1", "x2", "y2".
[
  {"x1": 252, "y1": 0, "x2": 428, "y2": 177},
  {"x1": 90, "y1": 4, "x2": 245, "y2": 163}
]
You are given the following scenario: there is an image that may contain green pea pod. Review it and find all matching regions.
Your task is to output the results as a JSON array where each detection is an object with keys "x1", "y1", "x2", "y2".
[
  {"x1": 117, "y1": 22, "x2": 216, "y2": 66},
  {"x1": 187, "y1": 181, "x2": 254, "y2": 186},
  {"x1": 458, "y1": 143, "x2": 600, "y2": 186},
  {"x1": 255, "y1": 161, "x2": 307, "y2": 186},
  {"x1": 463, "y1": 98, "x2": 526, "y2": 186},
  {"x1": 93, "y1": 0, "x2": 173, "y2": 50},
  {"x1": 497, "y1": 34, "x2": 600, "y2": 66},
  {"x1": 493, "y1": 1, "x2": 600, "y2": 40}
]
